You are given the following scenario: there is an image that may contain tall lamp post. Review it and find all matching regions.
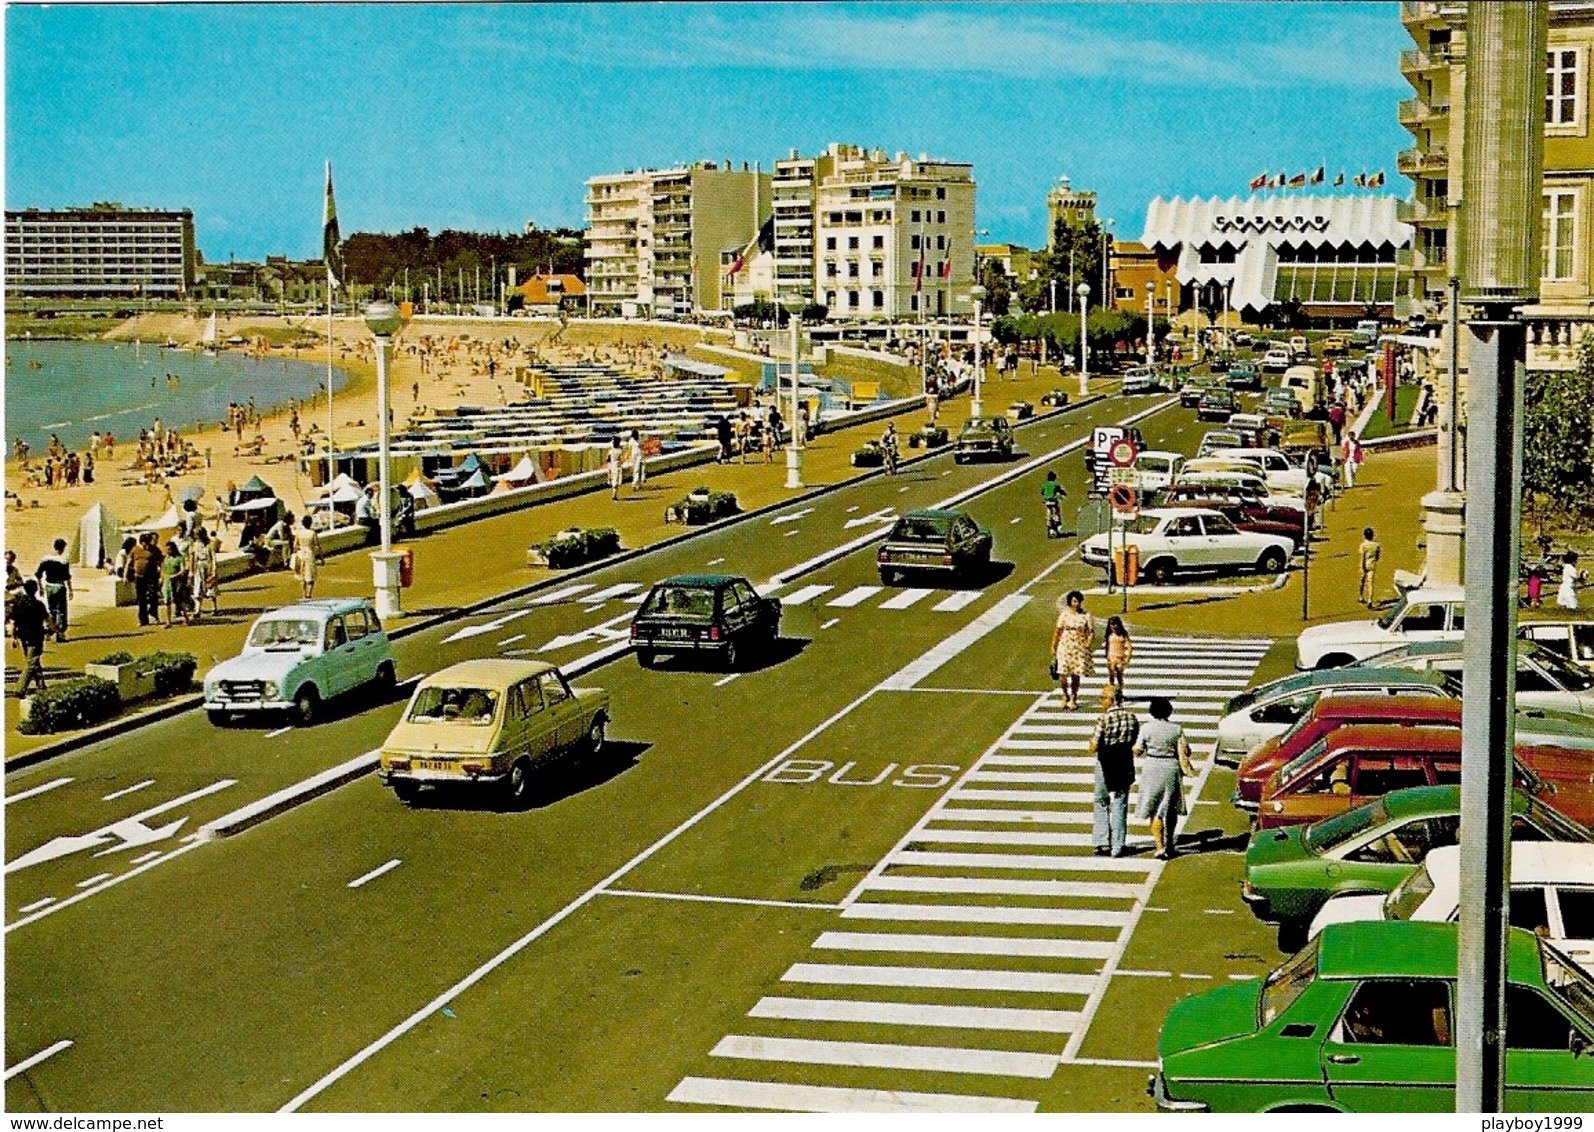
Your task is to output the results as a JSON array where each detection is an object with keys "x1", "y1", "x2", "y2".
[
  {"x1": 364, "y1": 300, "x2": 404, "y2": 619},
  {"x1": 781, "y1": 294, "x2": 804, "y2": 488},
  {"x1": 1145, "y1": 281, "x2": 1156, "y2": 369},
  {"x1": 1076, "y1": 282, "x2": 1090, "y2": 396},
  {"x1": 970, "y1": 284, "x2": 987, "y2": 418},
  {"x1": 1101, "y1": 218, "x2": 1115, "y2": 305}
]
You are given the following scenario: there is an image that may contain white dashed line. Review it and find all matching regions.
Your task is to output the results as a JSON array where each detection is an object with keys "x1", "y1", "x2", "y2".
[
  {"x1": 708, "y1": 557, "x2": 726, "y2": 565},
  {"x1": 898, "y1": 485, "x2": 910, "y2": 493},
  {"x1": 7, "y1": 778, "x2": 73, "y2": 805},
  {"x1": 1010, "y1": 516, "x2": 1023, "y2": 524},
  {"x1": 932, "y1": 591, "x2": 982, "y2": 613},
  {"x1": 498, "y1": 634, "x2": 525, "y2": 647},
  {"x1": 130, "y1": 850, "x2": 162, "y2": 865},
  {"x1": 827, "y1": 586, "x2": 881, "y2": 608},
  {"x1": 785, "y1": 529, "x2": 800, "y2": 537},
  {"x1": 822, "y1": 618, "x2": 840, "y2": 630},
  {"x1": 845, "y1": 507, "x2": 860, "y2": 514},
  {"x1": 348, "y1": 859, "x2": 403, "y2": 889},
  {"x1": 4, "y1": 1039, "x2": 73, "y2": 1081},
  {"x1": 16, "y1": 898, "x2": 55, "y2": 914},
  {"x1": 714, "y1": 673, "x2": 742, "y2": 687},
  {"x1": 101, "y1": 780, "x2": 155, "y2": 801},
  {"x1": 266, "y1": 727, "x2": 293, "y2": 740},
  {"x1": 75, "y1": 873, "x2": 113, "y2": 889}
]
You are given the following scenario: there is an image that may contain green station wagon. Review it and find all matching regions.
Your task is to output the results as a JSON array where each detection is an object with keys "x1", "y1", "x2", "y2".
[
  {"x1": 1152, "y1": 921, "x2": 1594, "y2": 1112},
  {"x1": 1242, "y1": 785, "x2": 1592, "y2": 934}
]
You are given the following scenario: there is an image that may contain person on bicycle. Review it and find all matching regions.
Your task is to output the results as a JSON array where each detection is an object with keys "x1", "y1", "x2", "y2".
[
  {"x1": 1041, "y1": 470, "x2": 1067, "y2": 536},
  {"x1": 881, "y1": 422, "x2": 900, "y2": 475}
]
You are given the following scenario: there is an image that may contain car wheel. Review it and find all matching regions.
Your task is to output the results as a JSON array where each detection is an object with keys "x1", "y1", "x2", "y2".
[
  {"x1": 506, "y1": 757, "x2": 533, "y2": 804},
  {"x1": 585, "y1": 716, "x2": 607, "y2": 758},
  {"x1": 1277, "y1": 919, "x2": 1309, "y2": 953},
  {"x1": 879, "y1": 568, "x2": 898, "y2": 586},
  {"x1": 207, "y1": 709, "x2": 231, "y2": 727},
  {"x1": 374, "y1": 661, "x2": 397, "y2": 699},
  {"x1": 1144, "y1": 558, "x2": 1175, "y2": 586},
  {"x1": 637, "y1": 648, "x2": 655, "y2": 669},
  {"x1": 722, "y1": 642, "x2": 739, "y2": 672},
  {"x1": 1257, "y1": 548, "x2": 1288, "y2": 574},
  {"x1": 291, "y1": 685, "x2": 320, "y2": 726},
  {"x1": 392, "y1": 780, "x2": 420, "y2": 805},
  {"x1": 1316, "y1": 653, "x2": 1354, "y2": 670}
]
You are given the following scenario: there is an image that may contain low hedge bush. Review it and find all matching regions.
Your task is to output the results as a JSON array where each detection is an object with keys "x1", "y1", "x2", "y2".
[
  {"x1": 852, "y1": 442, "x2": 885, "y2": 467},
  {"x1": 19, "y1": 676, "x2": 120, "y2": 735},
  {"x1": 536, "y1": 527, "x2": 622, "y2": 569},
  {"x1": 138, "y1": 651, "x2": 198, "y2": 696},
  {"x1": 667, "y1": 488, "x2": 739, "y2": 526},
  {"x1": 91, "y1": 650, "x2": 135, "y2": 667}
]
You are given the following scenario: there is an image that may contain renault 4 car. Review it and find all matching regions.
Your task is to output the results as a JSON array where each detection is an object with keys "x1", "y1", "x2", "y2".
[
  {"x1": 378, "y1": 659, "x2": 609, "y2": 804},
  {"x1": 629, "y1": 574, "x2": 780, "y2": 670},
  {"x1": 204, "y1": 598, "x2": 396, "y2": 726},
  {"x1": 1150, "y1": 922, "x2": 1594, "y2": 1112}
]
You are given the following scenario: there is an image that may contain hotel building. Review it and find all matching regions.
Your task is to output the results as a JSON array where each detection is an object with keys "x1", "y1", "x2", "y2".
[{"x1": 5, "y1": 204, "x2": 196, "y2": 299}]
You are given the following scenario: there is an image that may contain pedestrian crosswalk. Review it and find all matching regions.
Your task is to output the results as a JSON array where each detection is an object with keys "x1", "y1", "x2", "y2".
[
  {"x1": 515, "y1": 579, "x2": 1000, "y2": 619},
  {"x1": 667, "y1": 635, "x2": 1271, "y2": 1112}
]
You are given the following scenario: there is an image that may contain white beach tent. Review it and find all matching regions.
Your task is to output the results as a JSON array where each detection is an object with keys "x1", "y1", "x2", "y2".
[
  {"x1": 126, "y1": 505, "x2": 183, "y2": 539},
  {"x1": 73, "y1": 502, "x2": 123, "y2": 568},
  {"x1": 406, "y1": 480, "x2": 441, "y2": 510},
  {"x1": 496, "y1": 455, "x2": 541, "y2": 484}
]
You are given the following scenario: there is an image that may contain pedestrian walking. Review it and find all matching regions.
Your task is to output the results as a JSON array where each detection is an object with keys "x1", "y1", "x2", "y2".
[
  {"x1": 1051, "y1": 589, "x2": 1095, "y2": 710},
  {"x1": 11, "y1": 579, "x2": 53, "y2": 698},
  {"x1": 607, "y1": 436, "x2": 624, "y2": 500},
  {"x1": 1558, "y1": 551, "x2": 1582, "y2": 611},
  {"x1": 291, "y1": 515, "x2": 322, "y2": 598},
  {"x1": 160, "y1": 539, "x2": 191, "y2": 627},
  {"x1": 1133, "y1": 697, "x2": 1194, "y2": 860},
  {"x1": 190, "y1": 529, "x2": 219, "y2": 617},
  {"x1": 736, "y1": 413, "x2": 752, "y2": 464},
  {"x1": 35, "y1": 538, "x2": 73, "y2": 642},
  {"x1": 1104, "y1": 615, "x2": 1133, "y2": 688},
  {"x1": 1342, "y1": 430, "x2": 1362, "y2": 488},
  {"x1": 1088, "y1": 686, "x2": 1139, "y2": 858},
  {"x1": 716, "y1": 416, "x2": 733, "y2": 464},
  {"x1": 924, "y1": 373, "x2": 940, "y2": 424},
  {"x1": 627, "y1": 430, "x2": 647, "y2": 490},
  {"x1": 1358, "y1": 527, "x2": 1382, "y2": 607}
]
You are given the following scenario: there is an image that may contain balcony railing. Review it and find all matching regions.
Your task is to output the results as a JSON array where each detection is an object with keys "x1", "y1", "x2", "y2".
[
  {"x1": 1399, "y1": 47, "x2": 1452, "y2": 72},
  {"x1": 1397, "y1": 146, "x2": 1449, "y2": 174}
]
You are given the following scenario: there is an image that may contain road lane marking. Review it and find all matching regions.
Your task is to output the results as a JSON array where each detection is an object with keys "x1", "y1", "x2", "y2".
[
  {"x1": 898, "y1": 485, "x2": 910, "y2": 493},
  {"x1": 780, "y1": 584, "x2": 833, "y2": 606},
  {"x1": 845, "y1": 506, "x2": 859, "y2": 513},
  {"x1": 859, "y1": 876, "x2": 1143, "y2": 901},
  {"x1": 812, "y1": 931, "x2": 1115, "y2": 960},
  {"x1": 348, "y1": 859, "x2": 403, "y2": 889},
  {"x1": 101, "y1": 780, "x2": 155, "y2": 801},
  {"x1": 827, "y1": 586, "x2": 880, "y2": 608},
  {"x1": 75, "y1": 873, "x2": 113, "y2": 888},
  {"x1": 668, "y1": 1078, "x2": 1035, "y2": 1114},
  {"x1": 529, "y1": 583, "x2": 596, "y2": 605},
  {"x1": 583, "y1": 582, "x2": 641, "y2": 602},
  {"x1": 601, "y1": 889, "x2": 839, "y2": 911},
  {"x1": 7, "y1": 841, "x2": 206, "y2": 932},
  {"x1": 6, "y1": 777, "x2": 73, "y2": 805},
  {"x1": 878, "y1": 587, "x2": 933, "y2": 610},
  {"x1": 783, "y1": 963, "x2": 1096, "y2": 995},
  {"x1": 932, "y1": 591, "x2": 981, "y2": 612},
  {"x1": 266, "y1": 727, "x2": 293, "y2": 740},
  {"x1": 842, "y1": 902, "x2": 1129, "y2": 928},
  {"x1": 497, "y1": 634, "x2": 525, "y2": 647},
  {"x1": 785, "y1": 529, "x2": 799, "y2": 537},
  {"x1": 749, "y1": 996, "x2": 1080, "y2": 1033},
  {"x1": 7, "y1": 779, "x2": 238, "y2": 875},
  {"x1": 770, "y1": 508, "x2": 814, "y2": 525},
  {"x1": 4, "y1": 1039, "x2": 72, "y2": 1081},
  {"x1": 1010, "y1": 516, "x2": 1023, "y2": 524},
  {"x1": 713, "y1": 673, "x2": 741, "y2": 687},
  {"x1": 709, "y1": 1035, "x2": 1059, "y2": 1080},
  {"x1": 130, "y1": 850, "x2": 162, "y2": 864},
  {"x1": 879, "y1": 594, "x2": 1032, "y2": 690},
  {"x1": 16, "y1": 898, "x2": 55, "y2": 913},
  {"x1": 754, "y1": 582, "x2": 785, "y2": 597},
  {"x1": 708, "y1": 557, "x2": 726, "y2": 565},
  {"x1": 281, "y1": 611, "x2": 1023, "y2": 1113},
  {"x1": 623, "y1": 593, "x2": 648, "y2": 603},
  {"x1": 1067, "y1": 1057, "x2": 1160, "y2": 1069}
]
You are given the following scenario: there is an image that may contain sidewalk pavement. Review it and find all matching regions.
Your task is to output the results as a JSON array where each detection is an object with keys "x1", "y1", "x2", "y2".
[{"x1": 3, "y1": 365, "x2": 1093, "y2": 755}]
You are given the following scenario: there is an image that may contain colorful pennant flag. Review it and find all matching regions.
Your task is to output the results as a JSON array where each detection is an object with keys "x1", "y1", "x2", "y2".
[
  {"x1": 725, "y1": 216, "x2": 775, "y2": 277},
  {"x1": 1310, "y1": 165, "x2": 1325, "y2": 185},
  {"x1": 323, "y1": 162, "x2": 344, "y2": 289}
]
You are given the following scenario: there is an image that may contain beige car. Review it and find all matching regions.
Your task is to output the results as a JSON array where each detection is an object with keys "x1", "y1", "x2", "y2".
[{"x1": 378, "y1": 659, "x2": 611, "y2": 804}]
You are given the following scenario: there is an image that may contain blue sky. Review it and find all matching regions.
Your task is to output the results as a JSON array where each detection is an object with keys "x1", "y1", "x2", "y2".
[{"x1": 5, "y1": 3, "x2": 1411, "y2": 262}]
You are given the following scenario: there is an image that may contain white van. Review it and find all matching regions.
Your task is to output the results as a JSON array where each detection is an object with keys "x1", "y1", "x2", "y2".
[
  {"x1": 1353, "y1": 319, "x2": 1381, "y2": 341},
  {"x1": 1280, "y1": 364, "x2": 1322, "y2": 413}
]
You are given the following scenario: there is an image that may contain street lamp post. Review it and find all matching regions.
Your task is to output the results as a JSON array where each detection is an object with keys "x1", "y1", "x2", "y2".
[
  {"x1": 1166, "y1": 279, "x2": 1174, "y2": 357},
  {"x1": 364, "y1": 300, "x2": 404, "y2": 619},
  {"x1": 781, "y1": 294, "x2": 804, "y2": 488},
  {"x1": 970, "y1": 284, "x2": 987, "y2": 418},
  {"x1": 1076, "y1": 282, "x2": 1090, "y2": 396},
  {"x1": 1101, "y1": 218, "x2": 1114, "y2": 306},
  {"x1": 1145, "y1": 281, "x2": 1156, "y2": 369}
]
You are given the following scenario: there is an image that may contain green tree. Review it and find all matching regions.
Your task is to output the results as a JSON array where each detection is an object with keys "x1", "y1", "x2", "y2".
[
  {"x1": 1017, "y1": 219, "x2": 1109, "y2": 315},
  {"x1": 978, "y1": 257, "x2": 1012, "y2": 317},
  {"x1": 1522, "y1": 332, "x2": 1594, "y2": 517}
]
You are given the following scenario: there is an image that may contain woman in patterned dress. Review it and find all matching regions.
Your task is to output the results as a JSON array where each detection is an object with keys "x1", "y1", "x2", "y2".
[{"x1": 1051, "y1": 589, "x2": 1095, "y2": 710}]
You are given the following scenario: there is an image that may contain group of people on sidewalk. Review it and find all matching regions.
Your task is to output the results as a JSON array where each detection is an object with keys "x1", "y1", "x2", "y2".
[
  {"x1": 5, "y1": 542, "x2": 75, "y2": 698},
  {"x1": 1052, "y1": 590, "x2": 1194, "y2": 861}
]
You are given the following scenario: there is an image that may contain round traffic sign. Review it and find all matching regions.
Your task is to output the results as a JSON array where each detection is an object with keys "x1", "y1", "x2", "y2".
[
  {"x1": 1108, "y1": 483, "x2": 1138, "y2": 513},
  {"x1": 1108, "y1": 437, "x2": 1139, "y2": 468}
]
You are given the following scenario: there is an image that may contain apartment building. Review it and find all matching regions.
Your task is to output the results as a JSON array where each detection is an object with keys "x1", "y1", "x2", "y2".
[
  {"x1": 1046, "y1": 175, "x2": 1098, "y2": 250},
  {"x1": 582, "y1": 162, "x2": 770, "y2": 317},
  {"x1": 771, "y1": 143, "x2": 975, "y2": 321},
  {"x1": 1399, "y1": 0, "x2": 1594, "y2": 368},
  {"x1": 5, "y1": 204, "x2": 195, "y2": 298}
]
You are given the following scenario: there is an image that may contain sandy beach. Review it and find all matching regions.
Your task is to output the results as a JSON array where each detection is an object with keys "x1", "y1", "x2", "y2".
[{"x1": 3, "y1": 312, "x2": 721, "y2": 587}]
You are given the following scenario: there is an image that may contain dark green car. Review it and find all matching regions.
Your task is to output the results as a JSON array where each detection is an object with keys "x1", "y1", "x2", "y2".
[
  {"x1": 876, "y1": 509, "x2": 993, "y2": 585},
  {"x1": 952, "y1": 416, "x2": 1015, "y2": 463},
  {"x1": 1242, "y1": 785, "x2": 1591, "y2": 932},
  {"x1": 1152, "y1": 921, "x2": 1594, "y2": 1112}
]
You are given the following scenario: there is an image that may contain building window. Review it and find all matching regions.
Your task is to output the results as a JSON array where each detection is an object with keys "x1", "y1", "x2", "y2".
[
  {"x1": 911, "y1": 210, "x2": 921, "y2": 223},
  {"x1": 825, "y1": 236, "x2": 837, "y2": 250},
  {"x1": 826, "y1": 290, "x2": 837, "y2": 309},
  {"x1": 910, "y1": 294, "x2": 919, "y2": 312},
  {"x1": 825, "y1": 261, "x2": 838, "y2": 278},
  {"x1": 1543, "y1": 190, "x2": 1577, "y2": 280},
  {"x1": 848, "y1": 262, "x2": 859, "y2": 278},
  {"x1": 872, "y1": 290, "x2": 884, "y2": 308},
  {"x1": 936, "y1": 187, "x2": 946, "y2": 200},
  {"x1": 872, "y1": 235, "x2": 884, "y2": 249},
  {"x1": 937, "y1": 211, "x2": 946, "y2": 224},
  {"x1": 845, "y1": 210, "x2": 863, "y2": 224},
  {"x1": 936, "y1": 235, "x2": 945, "y2": 250},
  {"x1": 1547, "y1": 48, "x2": 1582, "y2": 127},
  {"x1": 848, "y1": 290, "x2": 859, "y2": 308},
  {"x1": 910, "y1": 235, "x2": 920, "y2": 250},
  {"x1": 828, "y1": 212, "x2": 843, "y2": 224},
  {"x1": 872, "y1": 262, "x2": 884, "y2": 279},
  {"x1": 848, "y1": 236, "x2": 859, "y2": 250}
]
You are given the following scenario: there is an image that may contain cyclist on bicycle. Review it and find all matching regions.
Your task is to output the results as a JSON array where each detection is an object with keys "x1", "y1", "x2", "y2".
[{"x1": 1041, "y1": 470, "x2": 1067, "y2": 538}]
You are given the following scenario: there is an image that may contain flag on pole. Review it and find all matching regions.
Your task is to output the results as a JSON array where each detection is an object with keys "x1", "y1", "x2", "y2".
[
  {"x1": 323, "y1": 162, "x2": 344, "y2": 289},
  {"x1": 1289, "y1": 172, "x2": 1307, "y2": 187},
  {"x1": 1249, "y1": 173, "x2": 1268, "y2": 191},
  {"x1": 938, "y1": 237, "x2": 954, "y2": 278},
  {"x1": 914, "y1": 236, "x2": 927, "y2": 293},
  {"x1": 1369, "y1": 171, "x2": 1386, "y2": 188},
  {"x1": 1310, "y1": 165, "x2": 1325, "y2": 184},
  {"x1": 725, "y1": 216, "x2": 775, "y2": 277},
  {"x1": 1354, "y1": 172, "x2": 1367, "y2": 188},
  {"x1": 1333, "y1": 172, "x2": 1345, "y2": 187}
]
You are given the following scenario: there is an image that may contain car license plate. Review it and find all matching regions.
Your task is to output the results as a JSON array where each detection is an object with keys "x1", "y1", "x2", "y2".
[
  {"x1": 661, "y1": 627, "x2": 691, "y2": 639},
  {"x1": 415, "y1": 759, "x2": 453, "y2": 772},
  {"x1": 906, "y1": 553, "x2": 938, "y2": 564}
]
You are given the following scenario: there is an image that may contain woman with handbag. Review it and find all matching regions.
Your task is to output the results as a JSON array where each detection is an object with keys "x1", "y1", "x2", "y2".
[{"x1": 1050, "y1": 590, "x2": 1094, "y2": 710}]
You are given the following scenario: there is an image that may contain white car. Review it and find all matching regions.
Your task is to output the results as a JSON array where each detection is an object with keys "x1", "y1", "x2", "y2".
[
  {"x1": 1209, "y1": 448, "x2": 1332, "y2": 498},
  {"x1": 1129, "y1": 450, "x2": 1185, "y2": 494},
  {"x1": 1121, "y1": 366, "x2": 1166, "y2": 394},
  {"x1": 1261, "y1": 347, "x2": 1292, "y2": 373},
  {"x1": 1521, "y1": 620, "x2": 1594, "y2": 668},
  {"x1": 1295, "y1": 585, "x2": 1466, "y2": 669},
  {"x1": 1354, "y1": 638, "x2": 1594, "y2": 718},
  {"x1": 1079, "y1": 507, "x2": 1293, "y2": 586},
  {"x1": 1213, "y1": 669, "x2": 1453, "y2": 760},
  {"x1": 1309, "y1": 843, "x2": 1594, "y2": 973}
]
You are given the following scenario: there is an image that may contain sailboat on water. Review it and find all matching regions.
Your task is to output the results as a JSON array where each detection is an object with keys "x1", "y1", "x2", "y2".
[{"x1": 200, "y1": 311, "x2": 219, "y2": 356}]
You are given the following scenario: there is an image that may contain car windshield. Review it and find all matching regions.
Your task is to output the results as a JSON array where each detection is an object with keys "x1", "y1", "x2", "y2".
[
  {"x1": 1277, "y1": 737, "x2": 1329, "y2": 787},
  {"x1": 1260, "y1": 937, "x2": 1320, "y2": 1027},
  {"x1": 1383, "y1": 862, "x2": 1438, "y2": 920},
  {"x1": 407, "y1": 685, "x2": 499, "y2": 724},
  {"x1": 1377, "y1": 600, "x2": 1417, "y2": 630},
  {"x1": 1526, "y1": 796, "x2": 1594, "y2": 842},
  {"x1": 1273, "y1": 708, "x2": 1321, "y2": 752},
  {"x1": 962, "y1": 419, "x2": 1000, "y2": 435},
  {"x1": 248, "y1": 619, "x2": 321, "y2": 648},
  {"x1": 1532, "y1": 645, "x2": 1594, "y2": 691},
  {"x1": 1124, "y1": 515, "x2": 1165, "y2": 536},
  {"x1": 1304, "y1": 799, "x2": 1390, "y2": 854},
  {"x1": 642, "y1": 585, "x2": 716, "y2": 617},
  {"x1": 1542, "y1": 941, "x2": 1594, "y2": 1025},
  {"x1": 891, "y1": 516, "x2": 954, "y2": 541}
]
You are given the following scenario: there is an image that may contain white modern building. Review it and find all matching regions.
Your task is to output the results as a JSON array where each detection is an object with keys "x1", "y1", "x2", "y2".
[
  {"x1": 5, "y1": 204, "x2": 196, "y2": 299},
  {"x1": 1139, "y1": 195, "x2": 1413, "y2": 322},
  {"x1": 582, "y1": 161, "x2": 771, "y2": 318}
]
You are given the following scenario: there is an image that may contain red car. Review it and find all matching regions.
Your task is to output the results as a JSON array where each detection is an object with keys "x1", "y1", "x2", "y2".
[
  {"x1": 1157, "y1": 483, "x2": 1306, "y2": 547},
  {"x1": 1234, "y1": 694, "x2": 1464, "y2": 810},
  {"x1": 1255, "y1": 723, "x2": 1594, "y2": 830}
]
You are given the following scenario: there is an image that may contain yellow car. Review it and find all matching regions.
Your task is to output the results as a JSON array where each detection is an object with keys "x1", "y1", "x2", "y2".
[
  {"x1": 378, "y1": 659, "x2": 611, "y2": 804},
  {"x1": 1322, "y1": 335, "x2": 1347, "y2": 356}
]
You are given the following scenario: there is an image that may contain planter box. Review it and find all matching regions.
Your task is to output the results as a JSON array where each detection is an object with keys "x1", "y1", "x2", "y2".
[
  {"x1": 84, "y1": 662, "x2": 156, "y2": 704},
  {"x1": 852, "y1": 444, "x2": 885, "y2": 468},
  {"x1": 1007, "y1": 401, "x2": 1035, "y2": 422},
  {"x1": 1040, "y1": 390, "x2": 1070, "y2": 408}
]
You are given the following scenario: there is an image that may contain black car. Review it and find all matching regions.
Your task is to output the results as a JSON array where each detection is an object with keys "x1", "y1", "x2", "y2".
[
  {"x1": 1196, "y1": 387, "x2": 1238, "y2": 422},
  {"x1": 630, "y1": 574, "x2": 780, "y2": 670},
  {"x1": 952, "y1": 417, "x2": 1015, "y2": 463},
  {"x1": 877, "y1": 509, "x2": 993, "y2": 584}
]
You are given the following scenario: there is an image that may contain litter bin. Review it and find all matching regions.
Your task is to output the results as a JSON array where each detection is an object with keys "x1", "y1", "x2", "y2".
[
  {"x1": 399, "y1": 548, "x2": 414, "y2": 588},
  {"x1": 1111, "y1": 543, "x2": 1141, "y2": 587}
]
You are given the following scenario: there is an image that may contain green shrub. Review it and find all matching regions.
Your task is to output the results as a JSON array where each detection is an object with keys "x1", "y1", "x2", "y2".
[
  {"x1": 136, "y1": 651, "x2": 198, "y2": 696},
  {"x1": 852, "y1": 442, "x2": 885, "y2": 467},
  {"x1": 669, "y1": 489, "x2": 738, "y2": 525},
  {"x1": 537, "y1": 527, "x2": 623, "y2": 569},
  {"x1": 18, "y1": 676, "x2": 120, "y2": 735},
  {"x1": 91, "y1": 650, "x2": 135, "y2": 667}
]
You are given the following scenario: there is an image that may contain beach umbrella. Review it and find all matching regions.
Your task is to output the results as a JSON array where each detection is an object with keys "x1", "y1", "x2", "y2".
[
  {"x1": 127, "y1": 505, "x2": 182, "y2": 535},
  {"x1": 176, "y1": 484, "x2": 207, "y2": 504},
  {"x1": 459, "y1": 468, "x2": 488, "y2": 492},
  {"x1": 489, "y1": 477, "x2": 516, "y2": 495}
]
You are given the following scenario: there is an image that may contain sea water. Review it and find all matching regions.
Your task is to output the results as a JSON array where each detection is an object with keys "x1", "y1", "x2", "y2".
[{"x1": 3, "y1": 340, "x2": 351, "y2": 453}]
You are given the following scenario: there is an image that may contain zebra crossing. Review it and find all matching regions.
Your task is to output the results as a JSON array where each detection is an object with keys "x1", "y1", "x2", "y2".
[
  {"x1": 516, "y1": 580, "x2": 996, "y2": 617},
  {"x1": 668, "y1": 635, "x2": 1271, "y2": 1113}
]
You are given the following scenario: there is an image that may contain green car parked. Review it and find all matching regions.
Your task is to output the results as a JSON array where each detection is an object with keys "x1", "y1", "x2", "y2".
[
  {"x1": 1151, "y1": 921, "x2": 1594, "y2": 1112},
  {"x1": 1242, "y1": 785, "x2": 1592, "y2": 936}
]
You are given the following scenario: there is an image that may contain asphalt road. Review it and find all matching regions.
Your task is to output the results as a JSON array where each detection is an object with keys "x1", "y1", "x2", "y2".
[{"x1": 5, "y1": 389, "x2": 1301, "y2": 1113}]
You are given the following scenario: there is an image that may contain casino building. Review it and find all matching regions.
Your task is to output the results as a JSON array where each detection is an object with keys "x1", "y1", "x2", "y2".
[{"x1": 1138, "y1": 195, "x2": 1413, "y2": 325}]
